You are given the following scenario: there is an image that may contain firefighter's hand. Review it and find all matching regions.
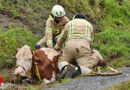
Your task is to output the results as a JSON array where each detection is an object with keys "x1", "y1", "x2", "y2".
[
  {"x1": 35, "y1": 45, "x2": 40, "y2": 49},
  {"x1": 54, "y1": 45, "x2": 60, "y2": 51}
]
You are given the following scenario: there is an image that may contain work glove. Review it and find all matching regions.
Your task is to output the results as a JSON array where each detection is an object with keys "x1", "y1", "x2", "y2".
[
  {"x1": 35, "y1": 45, "x2": 40, "y2": 49},
  {"x1": 53, "y1": 37, "x2": 58, "y2": 46},
  {"x1": 58, "y1": 64, "x2": 81, "y2": 83}
]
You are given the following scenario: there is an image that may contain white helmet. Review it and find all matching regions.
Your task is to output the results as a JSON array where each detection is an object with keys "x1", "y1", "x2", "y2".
[{"x1": 52, "y1": 5, "x2": 66, "y2": 17}]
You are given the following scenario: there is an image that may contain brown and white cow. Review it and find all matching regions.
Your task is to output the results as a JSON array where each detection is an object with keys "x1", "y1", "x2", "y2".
[{"x1": 14, "y1": 45, "x2": 60, "y2": 84}]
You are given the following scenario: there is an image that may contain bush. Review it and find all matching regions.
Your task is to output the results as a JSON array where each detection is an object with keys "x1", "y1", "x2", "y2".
[{"x1": 0, "y1": 27, "x2": 40, "y2": 68}]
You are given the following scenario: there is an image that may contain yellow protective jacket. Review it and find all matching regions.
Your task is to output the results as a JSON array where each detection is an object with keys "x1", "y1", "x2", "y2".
[
  {"x1": 55, "y1": 18, "x2": 94, "y2": 50},
  {"x1": 45, "y1": 16, "x2": 69, "y2": 48}
]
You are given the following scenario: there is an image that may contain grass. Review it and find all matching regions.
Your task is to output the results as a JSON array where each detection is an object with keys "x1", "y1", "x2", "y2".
[
  {"x1": 93, "y1": 30, "x2": 130, "y2": 69},
  {"x1": 105, "y1": 80, "x2": 130, "y2": 90},
  {"x1": 0, "y1": 74, "x2": 10, "y2": 82},
  {"x1": 11, "y1": 10, "x2": 20, "y2": 19},
  {"x1": 0, "y1": 0, "x2": 56, "y2": 33},
  {"x1": 0, "y1": 26, "x2": 40, "y2": 68}
]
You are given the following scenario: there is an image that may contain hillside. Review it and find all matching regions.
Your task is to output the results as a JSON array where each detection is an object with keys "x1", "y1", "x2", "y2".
[{"x1": 0, "y1": 0, "x2": 130, "y2": 70}]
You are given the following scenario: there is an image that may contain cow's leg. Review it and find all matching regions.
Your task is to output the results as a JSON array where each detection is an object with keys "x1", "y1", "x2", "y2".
[
  {"x1": 92, "y1": 50, "x2": 106, "y2": 67},
  {"x1": 108, "y1": 66, "x2": 119, "y2": 73}
]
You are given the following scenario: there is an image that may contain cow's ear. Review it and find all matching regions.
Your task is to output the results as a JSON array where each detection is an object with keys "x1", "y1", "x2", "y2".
[
  {"x1": 16, "y1": 48, "x2": 20, "y2": 53},
  {"x1": 32, "y1": 51, "x2": 39, "y2": 61}
]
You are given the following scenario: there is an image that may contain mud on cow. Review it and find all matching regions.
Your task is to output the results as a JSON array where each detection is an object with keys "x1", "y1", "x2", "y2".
[{"x1": 14, "y1": 45, "x2": 60, "y2": 84}]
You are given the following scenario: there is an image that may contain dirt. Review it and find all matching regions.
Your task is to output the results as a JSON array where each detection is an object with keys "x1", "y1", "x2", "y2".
[
  {"x1": 0, "y1": 14, "x2": 29, "y2": 31},
  {"x1": 0, "y1": 68, "x2": 14, "y2": 75}
]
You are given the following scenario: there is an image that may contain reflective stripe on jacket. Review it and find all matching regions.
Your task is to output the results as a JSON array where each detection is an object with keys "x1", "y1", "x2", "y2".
[
  {"x1": 55, "y1": 18, "x2": 93, "y2": 50},
  {"x1": 68, "y1": 20, "x2": 91, "y2": 41}
]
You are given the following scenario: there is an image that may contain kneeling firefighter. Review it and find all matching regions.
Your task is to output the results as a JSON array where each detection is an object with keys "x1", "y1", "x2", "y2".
[
  {"x1": 35, "y1": 5, "x2": 69, "y2": 49},
  {"x1": 54, "y1": 14, "x2": 106, "y2": 80}
]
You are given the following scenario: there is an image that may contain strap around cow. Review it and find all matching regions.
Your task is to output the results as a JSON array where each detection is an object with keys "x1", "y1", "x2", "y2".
[{"x1": 34, "y1": 63, "x2": 42, "y2": 82}]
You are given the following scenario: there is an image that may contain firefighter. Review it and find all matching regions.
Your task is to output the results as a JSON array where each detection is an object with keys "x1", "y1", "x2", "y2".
[
  {"x1": 35, "y1": 5, "x2": 69, "y2": 49},
  {"x1": 54, "y1": 14, "x2": 106, "y2": 75}
]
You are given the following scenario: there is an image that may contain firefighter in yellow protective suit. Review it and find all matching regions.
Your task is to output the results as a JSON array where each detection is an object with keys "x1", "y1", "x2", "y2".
[
  {"x1": 35, "y1": 5, "x2": 69, "y2": 49},
  {"x1": 54, "y1": 14, "x2": 106, "y2": 75}
]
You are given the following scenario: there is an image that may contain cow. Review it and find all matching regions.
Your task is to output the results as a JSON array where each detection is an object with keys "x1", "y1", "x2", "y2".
[{"x1": 14, "y1": 45, "x2": 60, "y2": 84}]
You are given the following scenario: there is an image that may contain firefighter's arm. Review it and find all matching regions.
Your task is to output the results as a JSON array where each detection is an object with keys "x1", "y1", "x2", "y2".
[
  {"x1": 54, "y1": 29, "x2": 68, "y2": 50},
  {"x1": 45, "y1": 19, "x2": 53, "y2": 48},
  {"x1": 90, "y1": 24, "x2": 94, "y2": 41}
]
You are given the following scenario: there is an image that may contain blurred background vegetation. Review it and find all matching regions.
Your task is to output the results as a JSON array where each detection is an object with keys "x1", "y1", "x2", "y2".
[{"x1": 0, "y1": 0, "x2": 129, "y2": 69}]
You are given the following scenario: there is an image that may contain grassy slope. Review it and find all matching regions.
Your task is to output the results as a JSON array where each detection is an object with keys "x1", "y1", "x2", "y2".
[
  {"x1": 61, "y1": 0, "x2": 130, "y2": 68},
  {"x1": 0, "y1": 0, "x2": 130, "y2": 85}
]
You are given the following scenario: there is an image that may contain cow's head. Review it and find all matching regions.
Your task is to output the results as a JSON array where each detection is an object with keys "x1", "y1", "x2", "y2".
[
  {"x1": 14, "y1": 45, "x2": 33, "y2": 77},
  {"x1": 14, "y1": 45, "x2": 60, "y2": 84}
]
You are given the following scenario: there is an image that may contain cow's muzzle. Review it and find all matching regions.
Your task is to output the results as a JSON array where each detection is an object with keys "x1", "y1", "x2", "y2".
[{"x1": 14, "y1": 65, "x2": 26, "y2": 77}]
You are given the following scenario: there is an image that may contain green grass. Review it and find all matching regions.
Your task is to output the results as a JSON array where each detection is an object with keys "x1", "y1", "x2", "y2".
[
  {"x1": 0, "y1": 74, "x2": 10, "y2": 82},
  {"x1": 11, "y1": 10, "x2": 20, "y2": 19},
  {"x1": 105, "y1": 80, "x2": 130, "y2": 90},
  {"x1": 93, "y1": 29, "x2": 130, "y2": 69},
  {"x1": 0, "y1": 0, "x2": 56, "y2": 33},
  {"x1": 0, "y1": 26, "x2": 40, "y2": 68}
]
